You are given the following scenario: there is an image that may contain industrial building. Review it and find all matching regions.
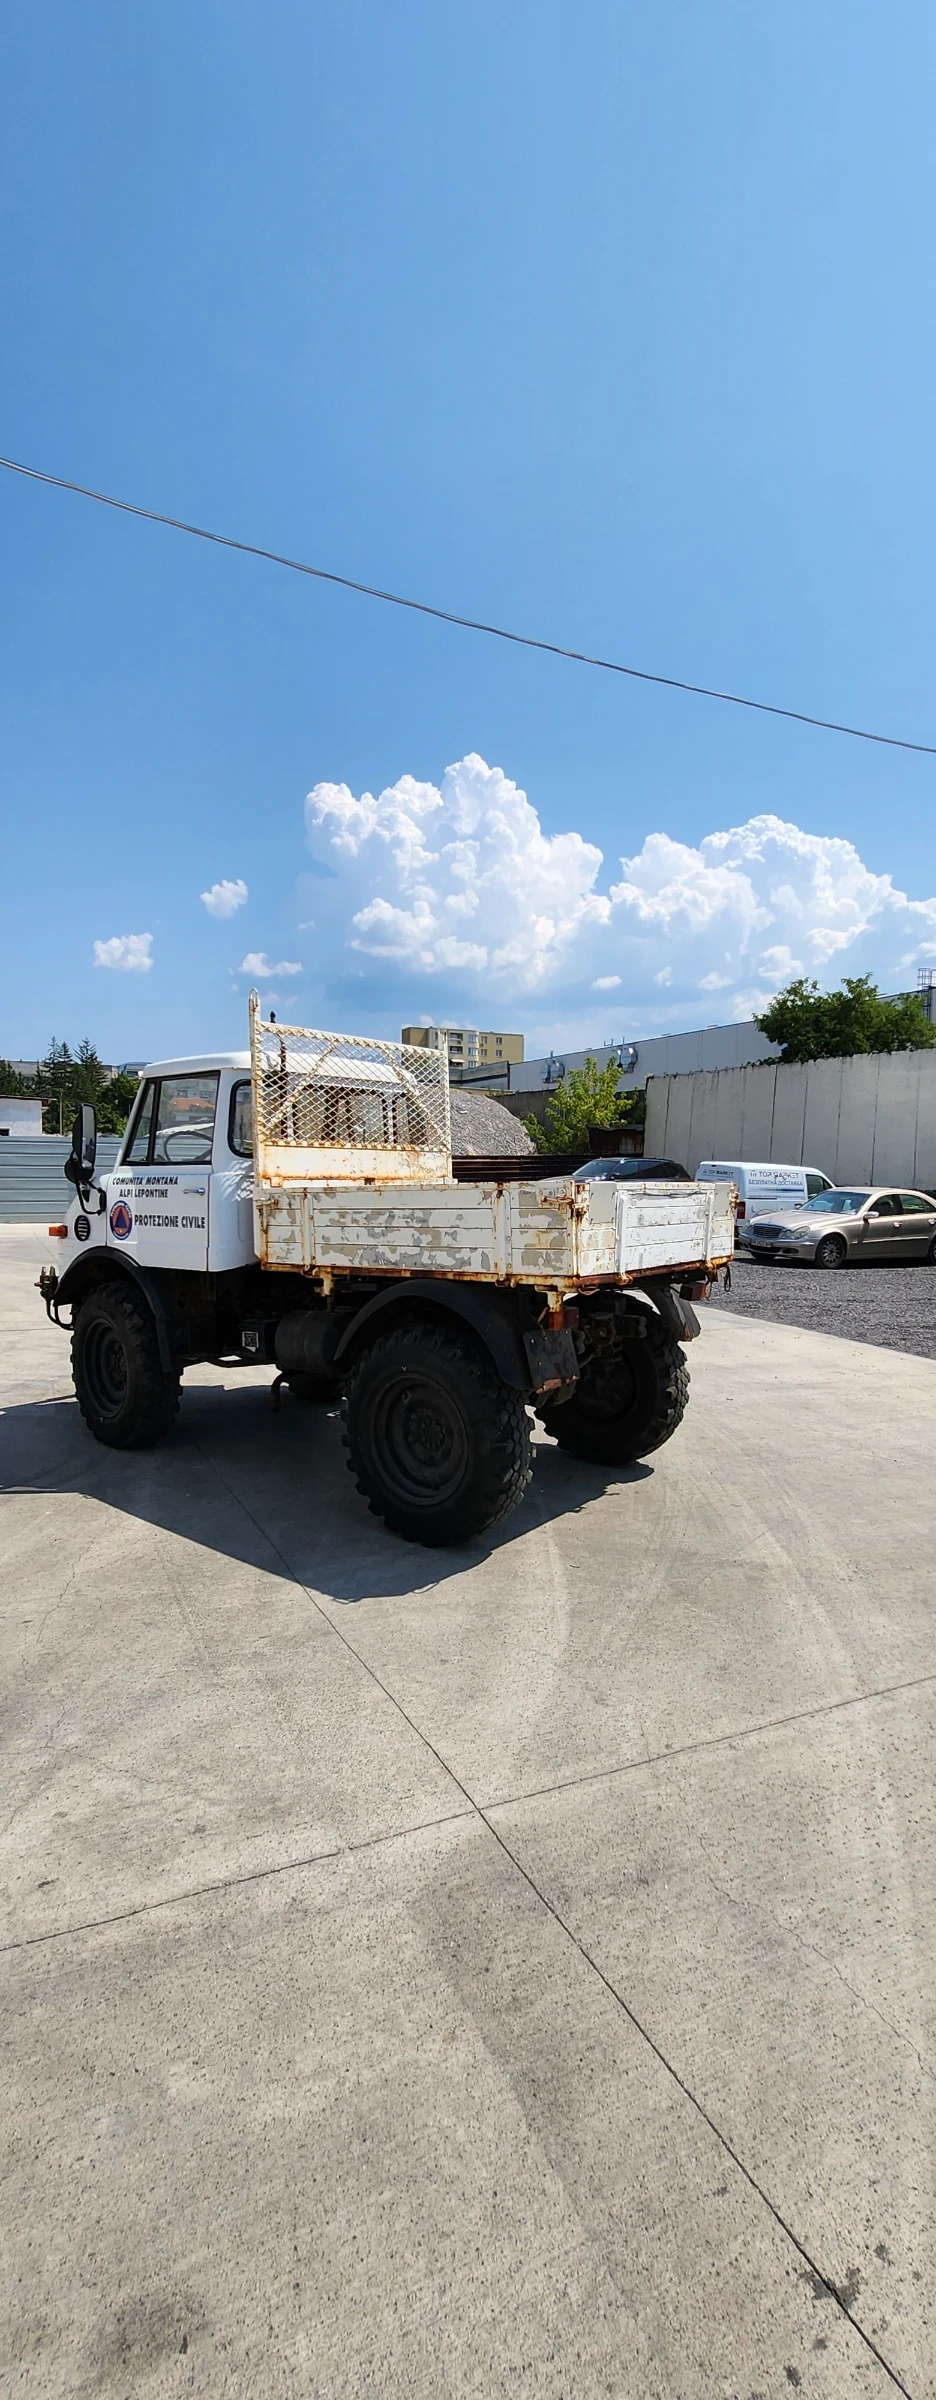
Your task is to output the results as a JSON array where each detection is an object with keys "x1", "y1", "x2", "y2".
[
  {"x1": 0, "y1": 1098, "x2": 42, "y2": 1136},
  {"x1": 441, "y1": 1017, "x2": 780, "y2": 1099}
]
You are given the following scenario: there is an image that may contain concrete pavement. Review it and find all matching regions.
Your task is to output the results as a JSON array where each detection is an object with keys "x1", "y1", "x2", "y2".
[{"x1": 2, "y1": 1224, "x2": 934, "y2": 2396}]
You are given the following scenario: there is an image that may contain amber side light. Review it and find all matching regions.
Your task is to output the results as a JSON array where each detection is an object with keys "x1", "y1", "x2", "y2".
[{"x1": 48, "y1": 1224, "x2": 68, "y2": 1237}]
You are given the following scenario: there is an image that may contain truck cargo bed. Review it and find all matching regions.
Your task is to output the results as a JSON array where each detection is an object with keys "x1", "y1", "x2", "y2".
[
  {"x1": 254, "y1": 1173, "x2": 734, "y2": 1287},
  {"x1": 248, "y1": 1004, "x2": 733, "y2": 1289}
]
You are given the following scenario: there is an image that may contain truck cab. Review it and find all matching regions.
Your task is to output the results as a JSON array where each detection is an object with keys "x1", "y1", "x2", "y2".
[
  {"x1": 106, "y1": 1054, "x2": 255, "y2": 1273},
  {"x1": 58, "y1": 1054, "x2": 256, "y2": 1277}
]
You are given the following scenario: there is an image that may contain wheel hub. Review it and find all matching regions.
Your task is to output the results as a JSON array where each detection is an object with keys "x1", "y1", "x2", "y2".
[
  {"x1": 408, "y1": 1405, "x2": 450, "y2": 1461},
  {"x1": 84, "y1": 1322, "x2": 129, "y2": 1415},
  {"x1": 574, "y1": 1350, "x2": 638, "y2": 1423},
  {"x1": 374, "y1": 1373, "x2": 469, "y2": 1505}
]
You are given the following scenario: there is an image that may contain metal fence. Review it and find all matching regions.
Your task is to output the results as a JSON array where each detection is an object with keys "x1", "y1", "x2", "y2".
[
  {"x1": 0, "y1": 1137, "x2": 122, "y2": 1223},
  {"x1": 249, "y1": 997, "x2": 452, "y2": 1183}
]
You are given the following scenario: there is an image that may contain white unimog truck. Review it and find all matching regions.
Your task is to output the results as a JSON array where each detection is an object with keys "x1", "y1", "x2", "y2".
[{"x1": 40, "y1": 999, "x2": 734, "y2": 1546}]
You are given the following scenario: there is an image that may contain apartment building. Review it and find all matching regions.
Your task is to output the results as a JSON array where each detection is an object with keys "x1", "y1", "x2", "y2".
[{"x1": 401, "y1": 1024, "x2": 524, "y2": 1076}]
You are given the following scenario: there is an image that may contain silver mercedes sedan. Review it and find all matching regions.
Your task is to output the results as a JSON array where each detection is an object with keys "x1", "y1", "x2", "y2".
[{"x1": 741, "y1": 1186, "x2": 936, "y2": 1268}]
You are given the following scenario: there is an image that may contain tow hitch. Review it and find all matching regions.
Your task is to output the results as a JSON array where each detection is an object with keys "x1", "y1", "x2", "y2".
[{"x1": 37, "y1": 1266, "x2": 70, "y2": 1329}]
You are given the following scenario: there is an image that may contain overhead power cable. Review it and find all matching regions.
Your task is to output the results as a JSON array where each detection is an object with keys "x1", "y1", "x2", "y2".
[{"x1": 2, "y1": 450, "x2": 934, "y2": 756}]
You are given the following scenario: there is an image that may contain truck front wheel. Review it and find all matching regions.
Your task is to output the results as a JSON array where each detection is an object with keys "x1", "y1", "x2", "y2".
[
  {"x1": 72, "y1": 1281, "x2": 181, "y2": 1450},
  {"x1": 537, "y1": 1330, "x2": 688, "y2": 1466},
  {"x1": 342, "y1": 1319, "x2": 532, "y2": 1545}
]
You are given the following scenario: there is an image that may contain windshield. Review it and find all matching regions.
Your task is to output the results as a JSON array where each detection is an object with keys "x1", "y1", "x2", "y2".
[{"x1": 808, "y1": 1190, "x2": 871, "y2": 1215}]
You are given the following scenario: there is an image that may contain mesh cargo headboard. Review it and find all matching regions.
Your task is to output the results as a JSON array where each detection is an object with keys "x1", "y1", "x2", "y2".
[{"x1": 249, "y1": 994, "x2": 452, "y2": 1184}]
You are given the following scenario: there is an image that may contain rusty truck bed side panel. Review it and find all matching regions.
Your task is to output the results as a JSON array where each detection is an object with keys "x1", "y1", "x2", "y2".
[{"x1": 253, "y1": 1176, "x2": 734, "y2": 1286}]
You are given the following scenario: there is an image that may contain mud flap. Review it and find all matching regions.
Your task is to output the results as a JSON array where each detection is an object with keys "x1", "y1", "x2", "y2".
[{"x1": 522, "y1": 1325, "x2": 580, "y2": 1393}]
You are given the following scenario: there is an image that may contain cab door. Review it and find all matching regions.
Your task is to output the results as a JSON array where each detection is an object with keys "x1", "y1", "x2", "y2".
[
  {"x1": 107, "y1": 1074, "x2": 217, "y2": 1271},
  {"x1": 206, "y1": 1074, "x2": 256, "y2": 1271}
]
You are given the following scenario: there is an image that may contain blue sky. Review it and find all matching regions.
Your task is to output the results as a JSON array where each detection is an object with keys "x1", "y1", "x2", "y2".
[{"x1": 3, "y1": 1, "x2": 936, "y2": 1063}]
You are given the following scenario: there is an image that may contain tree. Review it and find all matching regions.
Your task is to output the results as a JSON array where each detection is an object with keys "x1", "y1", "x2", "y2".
[
  {"x1": 73, "y1": 1038, "x2": 108, "y2": 1104},
  {"x1": 755, "y1": 975, "x2": 936, "y2": 1064},
  {"x1": 33, "y1": 1038, "x2": 75, "y2": 1133},
  {"x1": 96, "y1": 1071, "x2": 140, "y2": 1136},
  {"x1": 4, "y1": 1037, "x2": 140, "y2": 1134},
  {"x1": 524, "y1": 1055, "x2": 644, "y2": 1154}
]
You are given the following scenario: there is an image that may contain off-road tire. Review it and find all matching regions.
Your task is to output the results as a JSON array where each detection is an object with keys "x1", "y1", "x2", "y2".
[
  {"x1": 342, "y1": 1318, "x2": 532, "y2": 1545},
  {"x1": 814, "y1": 1234, "x2": 847, "y2": 1269},
  {"x1": 537, "y1": 1329, "x2": 688, "y2": 1466},
  {"x1": 72, "y1": 1280, "x2": 181, "y2": 1449}
]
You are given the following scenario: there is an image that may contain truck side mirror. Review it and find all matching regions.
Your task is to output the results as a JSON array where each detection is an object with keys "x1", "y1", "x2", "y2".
[{"x1": 65, "y1": 1104, "x2": 97, "y2": 1188}]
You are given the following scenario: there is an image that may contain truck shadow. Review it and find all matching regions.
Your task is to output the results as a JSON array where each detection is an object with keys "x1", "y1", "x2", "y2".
[{"x1": 1, "y1": 1380, "x2": 653, "y2": 1607}]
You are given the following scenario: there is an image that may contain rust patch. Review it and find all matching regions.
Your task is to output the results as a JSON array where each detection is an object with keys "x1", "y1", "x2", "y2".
[{"x1": 258, "y1": 1256, "x2": 731, "y2": 1291}]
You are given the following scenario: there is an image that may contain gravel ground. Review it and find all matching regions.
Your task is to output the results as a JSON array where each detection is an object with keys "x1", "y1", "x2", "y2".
[{"x1": 708, "y1": 1250, "x2": 936, "y2": 1359}]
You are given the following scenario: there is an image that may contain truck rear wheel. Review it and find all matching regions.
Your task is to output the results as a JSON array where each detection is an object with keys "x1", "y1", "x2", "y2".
[
  {"x1": 72, "y1": 1281, "x2": 181, "y2": 1450},
  {"x1": 537, "y1": 1330, "x2": 688, "y2": 1466},
  {"x1": 342, "y1": 1319, "x2": 532, "y2": 1545}
]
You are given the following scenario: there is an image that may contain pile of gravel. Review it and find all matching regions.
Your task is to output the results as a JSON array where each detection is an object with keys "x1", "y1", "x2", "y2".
[{"x1": 449, "y1": 1090, "x2": 536, "y2": 1157}]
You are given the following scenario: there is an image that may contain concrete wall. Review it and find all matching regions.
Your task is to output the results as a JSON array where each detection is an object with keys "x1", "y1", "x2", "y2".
[
  {"x1": 488, "y1": 1089, "x2": 549, "y2": 1127},
  {"x1": 0, "y1": 1138, "x2": 121, "y2": 1223},
  {"x1": 644, "y1": 1050, "x2": 936, "y2": 1188}
]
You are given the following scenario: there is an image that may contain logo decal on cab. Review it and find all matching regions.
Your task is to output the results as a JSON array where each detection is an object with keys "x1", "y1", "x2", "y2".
[{"x1": 109, "y1": 1201, "x2": 133, "y2": 1241}]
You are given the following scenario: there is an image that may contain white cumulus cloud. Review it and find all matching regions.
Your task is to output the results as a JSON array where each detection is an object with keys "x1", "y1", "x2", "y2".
[
  {"x1": 238, "y1": 952, "x2": 303, "y2": 979},
  {"x1": 201, "y1": 877, "x2": 248, "y2": 919},
  {"x1": 93, "y1": 933, "x2": 153, "y2": 973},
  {"x1": 304, "y1": 753, "x2": 936, "y2": 1034},
  {"x1": 306, "y1": 754, "x2": 608, "y2": 989}
]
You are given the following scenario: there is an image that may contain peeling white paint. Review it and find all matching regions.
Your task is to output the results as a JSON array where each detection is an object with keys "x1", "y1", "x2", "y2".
[{"x1": 254, "y1": 1174, "x2": 734, "y2": 1286}]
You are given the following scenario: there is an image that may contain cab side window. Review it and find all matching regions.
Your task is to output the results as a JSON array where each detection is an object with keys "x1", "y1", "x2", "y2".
[
  {"x1": 805, "y1": 1172, "x2": 831, "y2": 1199},
  {"x1": 125, "y1": 1081, "x2": 156, "y2": 1163},
  {"x1": 871, "y1": 1193, "x2": 900, "y2": 1216},
  {"x1": 229, "y1": 1080, "x2": 253, "y2": 1157}
]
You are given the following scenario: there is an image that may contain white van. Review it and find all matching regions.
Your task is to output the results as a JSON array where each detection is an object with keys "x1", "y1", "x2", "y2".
[{"x1": 695, "y1": 1159, "x2": 834, "y2": 1232}]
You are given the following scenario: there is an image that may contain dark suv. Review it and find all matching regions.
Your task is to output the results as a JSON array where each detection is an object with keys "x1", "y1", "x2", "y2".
[{"x1": 574, "y1": 1156, "x2": 691, "y2": 1183}]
